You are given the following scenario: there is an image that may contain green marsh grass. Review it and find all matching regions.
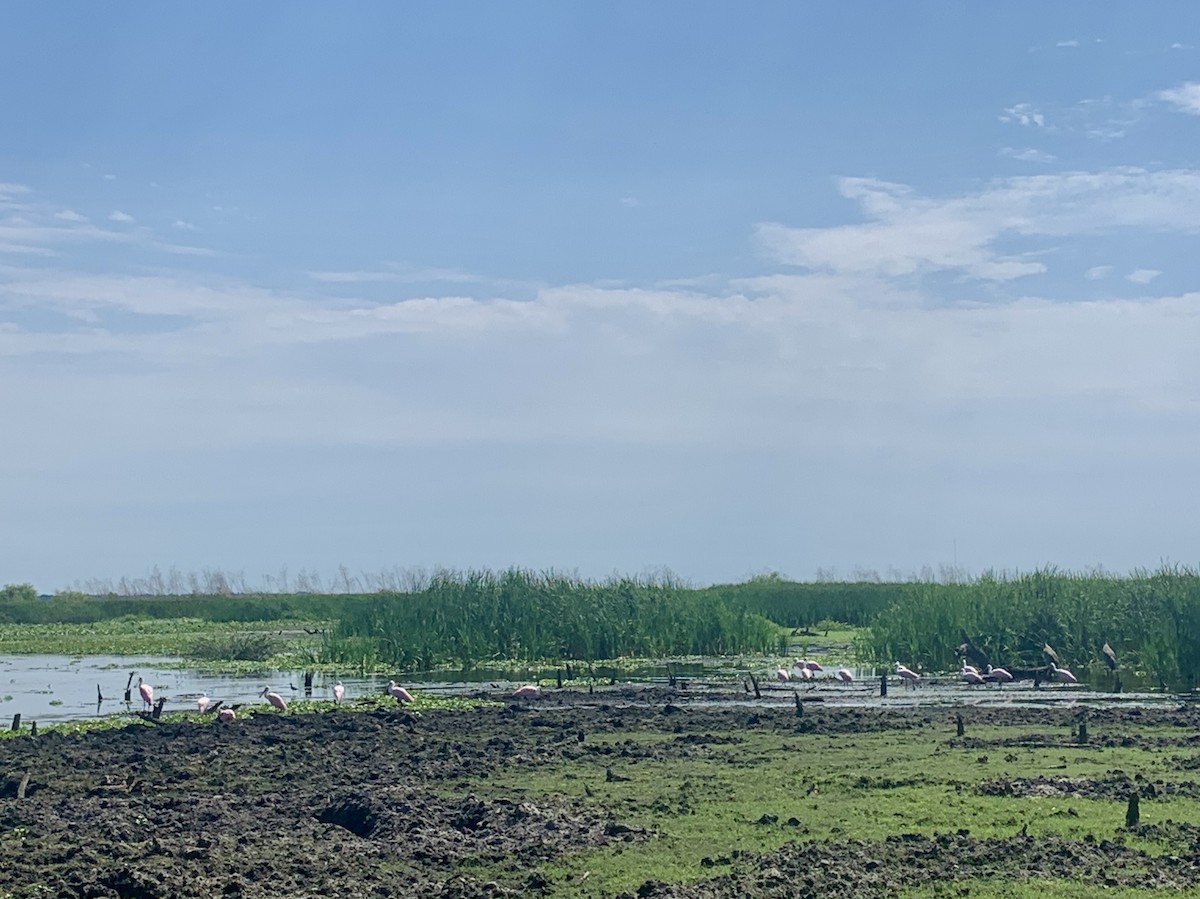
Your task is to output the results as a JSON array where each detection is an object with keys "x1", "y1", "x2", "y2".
[{"x1": 474, "y1": 714, "x2": 1200, "y2": 897}]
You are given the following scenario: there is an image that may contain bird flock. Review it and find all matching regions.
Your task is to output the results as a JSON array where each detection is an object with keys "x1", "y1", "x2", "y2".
[{"x1": 104, "y1": 675, "x2": 546, "y2": 723}]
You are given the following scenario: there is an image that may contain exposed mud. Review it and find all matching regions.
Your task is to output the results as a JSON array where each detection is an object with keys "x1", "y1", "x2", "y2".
[{"x1": 2, "y1": 686, "x2": 1200, "y2": 898}]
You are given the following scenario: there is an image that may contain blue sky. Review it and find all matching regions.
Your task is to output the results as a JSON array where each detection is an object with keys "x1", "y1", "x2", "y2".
[{"x1": 4, "y1": 4, "x2": 1200, "y2": 590}]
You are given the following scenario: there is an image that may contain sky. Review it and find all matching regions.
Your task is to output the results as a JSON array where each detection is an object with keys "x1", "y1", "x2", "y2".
[{"x1": 3, "y1": 4, "x2": 1200, "y2": 591}]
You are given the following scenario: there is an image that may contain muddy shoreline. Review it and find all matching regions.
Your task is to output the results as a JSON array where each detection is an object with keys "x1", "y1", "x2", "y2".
[{"x1": 3, "y1": 686, "x2": 1200, "y2": 898}]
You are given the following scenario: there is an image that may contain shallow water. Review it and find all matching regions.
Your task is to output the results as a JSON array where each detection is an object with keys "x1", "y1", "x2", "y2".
[{"x1": 0, "y1": 655, "x2": 1178, "y2": 726}]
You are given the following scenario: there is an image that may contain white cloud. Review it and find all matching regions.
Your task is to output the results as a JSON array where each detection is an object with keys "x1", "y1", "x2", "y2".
[
  {"x1": 1056, "y1": 39, "x2": 1080, "y2": 48},
  {"x1": 620, "y1": 196, "x2": 641, "y2": 208},
  {"x1": 102, "y1": 174, "x2": 116, "y2": 181},
  {"x1": 108, "y1": 210, "x2": 135, "y2": 223},
  {"x1": 756, "y1": 169, "x2": 1200, "y2": 283},
  {"x1": 54, "y1": 210, "x2": 88, "y2": 223},
  {"x1": 1000, "y1": 147, "x2": 1056, "y2": 163},
  {"x1": 1085, "y1": 266, "x2": 1113, "y2": 280},
  {"x1": 172, "y1": 219, "x2": 195, "y2": 230},
  {"x1": 1127, "y1": 268, "x2": 1162, "y2": 284},
  {"x1": 1158, "y1": 81, "x2": 1200, "y2": 114},
  {"x1": 1000, "y1": 103, "x2": 1045, "y2": 127}
]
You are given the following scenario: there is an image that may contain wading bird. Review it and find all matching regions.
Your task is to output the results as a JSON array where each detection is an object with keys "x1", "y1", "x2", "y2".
[
  {"x1": 836, "y1": 668, "x2": 854, "y2": 683},
  {"x1": 776, "y1": 667, "x2": 791, "y2": 682},
  {"x1": 511, "y1": 684, "x2": 541, "y2": 699},
  {"x1": 386, "y1": 681, "x2": 414, "y2": 703},
  {"x1": 333, "y1": 682, "x2": 345, "y2": 704},
  {"x1": 1102, "y1": 643, "x2": 1117, "y2": 671},
  {"x1": 260, "y1": 687, "x2": 288, "y2": 711},
  {"x1": 895, "y1": 663, "x2": 920, "y2": 684},
  {"x1": 1051, "y1": 664, "x2": 1078, "y2": 684},
  {"x1": 136, "y1": 677, "x2": 154, "y2": 711},
  {"x1": 218, "y1": 708, "x2": 235, "y2": 723},
  {"x1": 196, "y1": 693, "x2": 212, "y2": 713},
  {"x1": 986, "y1": 665, "x2": 1013, "y2": 683},
  {"x1": 961, "y1": 667, "x2": 986, "y2": 685}
]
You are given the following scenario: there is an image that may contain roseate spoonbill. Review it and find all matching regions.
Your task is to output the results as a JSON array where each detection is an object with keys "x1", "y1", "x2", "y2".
[
  {"x1": 1102, "y1": 643, "x2": 1117, "y2": 671},
  {"x1": 386, "y1": 681, "x2": 414, "y2": 703},
  {"x1": 332, "y1": 682, "x2": 345, "y2": 704},
  {"x1": 511, "y1": 684, "x2": 541, "y2": 699},
  {"x1": 196, "y1": 693, "x2": 212, "y2": 713},
  {"x1": 1051, "y1": 664, "x2": 1077, "y2": 684},
  {"x1": 960, "y1": 664, "x2": 980, "y2": 677},
  {"x1": 961, "y1": 668, "x2": 986, "y2": 685},
  {"x1": 136, "y1": 677, "x2": 153, "y2": 710},
  {"x1": 798, "y1": 666, "x2": 813, "y2": 681},
  {"x1": 804, "y1": 660, "x2": 823, "y2": 672},
  {"x1": 986, "y1": 666, "x2": 1013, "y2": 683},
  {"x1": 836, "y1": 668, "x2": 854, "y2": 683},
  {"x1": 895, "y1": 663, "x2": 920, "y2": 683},
  {"x1": 776, "y1": 667, "x2": 791, "y2": 682},
  {"x1": 260, "y1": 687, "x2": 288, "y2": 711},
  {"x1": 218, "y1": 708, "x2": 235, "y2": 723}
]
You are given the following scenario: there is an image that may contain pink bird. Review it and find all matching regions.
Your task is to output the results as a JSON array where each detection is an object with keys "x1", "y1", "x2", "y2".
[
  {"x1": 960, "y1": 664, "x2": 980, "y2": 677},
  {"x1": 260, "y1": 687, "x2": 288, "y2": 711},
  {"x1": 776, "y1": 667, "x2": 791, "y2": 682},
  {"x1": 836, "y1": 668, "x2": 854, "y2": 683},
  {"x1": 1051, "y1": 665, "x2": 1078, "y2": 684},
  {"x1": 332, "y1": 682, "x2": 345, "y2": 704},
  {"x1": 961, "y1": 668, "x2": 986, "y2": 685},
  {"x1": 196, "y1": 693, "x2": 212, "y2": 713},
  {"x1": 511, "y1": 684, "x2": 541, "y2": 700},
  {"x1": 798, "y1": 666, "x2": 813, "y2": 681},
  {"x1": 217, "y1": 708, "x2": 235, "y2": 723},
  {"x1": 136, "y1": 677, "x2": 154, "y2": 710},
  {"x1": 804, "y1": 660, "x2": 823, "y2": 672},
  {"x1": 987, "y1": 666, "x2": 1013, "y2": 683},
  {"x1": 895, "y1": 663, "x2": 920, "y2": 683},
  {"x1": 387, "y1": 680, "x2": 414, "y2": 703}
]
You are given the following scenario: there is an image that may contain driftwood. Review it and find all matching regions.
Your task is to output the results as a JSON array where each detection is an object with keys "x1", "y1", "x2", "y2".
[{"x1": 16, "y1": 773, "x2": 30, "y2": 800}]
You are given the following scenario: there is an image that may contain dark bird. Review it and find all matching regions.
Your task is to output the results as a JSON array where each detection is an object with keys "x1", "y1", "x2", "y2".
[
  {"x1": 957, "y1": 630, "x2": 990, "y2": 671},
  {"x1": 1102, "y1": 643, "x2": 1117, "y2": 671}
]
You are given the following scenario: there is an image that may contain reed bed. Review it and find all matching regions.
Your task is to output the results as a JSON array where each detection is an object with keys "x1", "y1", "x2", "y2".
[
  {"x1": 324, "y1": 568, "x2": 780, "y2": 671},
  {"x1": 865, "y1": 566, "x2": 1200, "y2": 683}
]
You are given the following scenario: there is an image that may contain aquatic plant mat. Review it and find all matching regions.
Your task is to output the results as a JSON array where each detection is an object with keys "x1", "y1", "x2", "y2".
[{"x1": 5, "y1": 686, "x2": 1200, "y2": 897}]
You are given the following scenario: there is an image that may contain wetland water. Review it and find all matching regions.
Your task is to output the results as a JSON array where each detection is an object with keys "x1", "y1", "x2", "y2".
[{"x1": 0, "y1": 655, "x2": 1180, "y2": 726}]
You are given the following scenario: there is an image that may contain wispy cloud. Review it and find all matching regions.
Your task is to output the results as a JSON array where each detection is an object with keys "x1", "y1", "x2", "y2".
[
  {"x1": 756, "y1": 169, "x2": 1200, "y2": 284},
  {"x1": 1085, "y1": 265, "x2": 1112, "y2": 280},
  {"x1": 1000, "y1": 103, "x2": 1045, "y2": 127},
  {"x1": 108, "y1": 210, "x2": 135, "y2": 223},
  {"x1": 1056, "y1": 39, "x2": 1080, "y2": 48},
  {"x1": 1158, "y1": 81, "x2": 1200, "y2": 115},
  {"x1": 172, "y1": 220, "x2": 195, "y2": 230},
  {"x1": 620, "y1": 196, "x2": 641, "y2": 208},
  {"x1": 1127, "y1": 268, "x2": 1162, "y2": 284},
  {"x1": 54, "y1": 210, "x2": 88, "y2": 223},
  {"x1": 1000, "y1": 147, "x2": 1056, "y2": 163}
]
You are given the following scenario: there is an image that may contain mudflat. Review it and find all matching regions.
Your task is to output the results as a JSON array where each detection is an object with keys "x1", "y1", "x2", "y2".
[{"x1": 2, "y1": 686, "x2": 1200, "y2": 898}]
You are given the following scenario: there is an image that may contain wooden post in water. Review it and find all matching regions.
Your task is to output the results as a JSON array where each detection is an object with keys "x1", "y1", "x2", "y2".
[
  {"x1": 749, "y1": 672, "x2": 761, "y2": 699},
  {"x1": 955, "y1": 713, "x2": 964, "y2": 737},
  {"x1": 304, "y1": 672, "x2": 313, "y2": 697},
  {"x1": 556, "y1": 669, "x2": 563, "y2": 689},
  {"x1": 794, "y1": 691, "x2": 803, "y2": 718},
  {"x1": 879, "y1": 674, "x2": 888, "y2": 697},
  {"x1": 10, "y1": 713, "x2": 19, "y2": 732},
  {"x1": 152, "y1": 697, "x2": 165, "y2": 720},
  {"x1": 29, "y1": 721, "x2": 36, "y2": 736}
]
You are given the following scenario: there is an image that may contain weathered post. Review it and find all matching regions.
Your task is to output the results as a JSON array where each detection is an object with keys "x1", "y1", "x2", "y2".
[
  {"x1": 10, "y1": 713, "x2": 20, "y2": 732},
  {"x1": 749, "y1": 672, "x2": 761, "y2": 699},
  {"x1": 955, "y1": 713, "x2": 965, "y2": 737},
  {"x1": 304, "y1": 672, "x2": 314, "y2": 697},
  {"x1": 1126, "y1": 791, "x2": 1140, "y2": 829},
  {"x1": 880, "y1": 674, "x2": 888, "y2": 697},
  {"x1": 794, "y1": 691, "x2": 804, "y2": 718},
  {"x1": 29, "y1": 721, "x2": 36, "y2": 736}
]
